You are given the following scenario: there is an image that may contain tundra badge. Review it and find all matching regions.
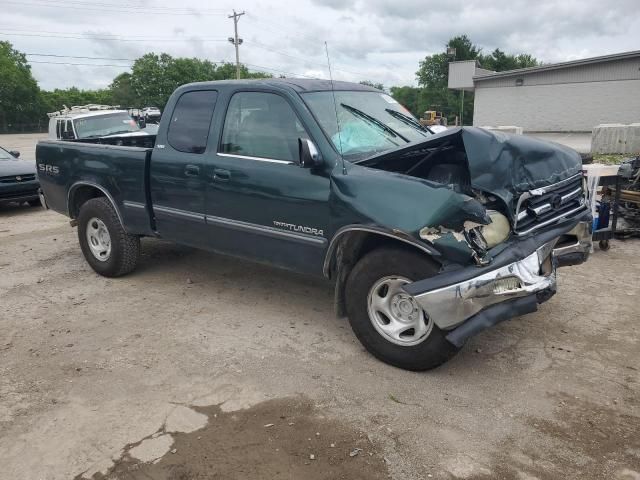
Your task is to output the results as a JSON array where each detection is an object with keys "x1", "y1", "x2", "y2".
[{"x1": 273, "y1": 221, "x2": 324, "y2": 237}]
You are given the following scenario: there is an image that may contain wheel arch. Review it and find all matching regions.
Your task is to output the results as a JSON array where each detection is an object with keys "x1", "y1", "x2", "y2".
[
  {"x1": 67, "y1": 182, "x2": 124, "y2": 226},
  {"x1": 324, "y1": 226, "x2": 441, "y2": 317}
]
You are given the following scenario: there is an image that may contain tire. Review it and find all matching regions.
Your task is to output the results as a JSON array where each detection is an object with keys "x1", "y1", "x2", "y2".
[
  {"x1": 77, "y1": 197, "x2": 140, "y2": 277},
  {"x1": 345, "y1": 247, "x2": 459, "y2": 371},
  {"x1": 28, "y1": 199, "x2": 42, "y2": 207}
]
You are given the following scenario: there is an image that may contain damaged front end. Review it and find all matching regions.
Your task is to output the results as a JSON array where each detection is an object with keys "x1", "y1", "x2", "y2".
[{"x1": 339, "y1": 127, "x2": 592, "y2": 345}]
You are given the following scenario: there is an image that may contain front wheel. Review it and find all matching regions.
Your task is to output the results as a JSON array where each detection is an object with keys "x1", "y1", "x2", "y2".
[
  {"x1": 345, "y1": 247, "x2": 459, "y2": 371},
  {"x1": 77, "y1": 197, "x2": 140, "y2": 277}
]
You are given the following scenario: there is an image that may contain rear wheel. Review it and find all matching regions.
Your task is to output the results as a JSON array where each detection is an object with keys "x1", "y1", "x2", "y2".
[
  {"x1": 77, "y1": 197, "x2": 140, "y2": 277},
  {"x1": 345, "y1": 247, "x2": 459, "y2": 371}
]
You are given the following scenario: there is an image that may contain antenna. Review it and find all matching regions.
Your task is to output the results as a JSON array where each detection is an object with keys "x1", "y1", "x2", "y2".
[{"x1": 324, "y1": 41, "x2": 345, "y2": 172}]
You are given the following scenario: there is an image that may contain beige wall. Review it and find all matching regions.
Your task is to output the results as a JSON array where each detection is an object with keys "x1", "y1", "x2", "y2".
[{"x1": 473, "y1": 79, "x2": 640, "y2": 132}]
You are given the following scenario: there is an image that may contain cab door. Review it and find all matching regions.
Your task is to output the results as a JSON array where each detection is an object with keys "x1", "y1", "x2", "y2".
[
  {"x1": 150, "y1": 90, "x2": 218, "y2": 248},
  {"x1": 204, "y1": 90, "x2": 331, "y2": 275}
]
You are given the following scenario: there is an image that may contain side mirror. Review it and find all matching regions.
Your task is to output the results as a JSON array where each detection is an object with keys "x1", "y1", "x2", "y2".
[
  {"x1": 298, "y1": 138, "x2": 321, "y2": 168},
  {"x1": 9, "y1": 150, "x2": 20, "y2": 158}
]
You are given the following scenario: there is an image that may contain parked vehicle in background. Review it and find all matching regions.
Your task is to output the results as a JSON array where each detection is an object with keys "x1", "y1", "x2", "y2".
[
  {"x1": 142, "y1": 106, "x2": 161, "y2": 123},
  {"x1": 37, "y1": 79, "x2": 592, "y2": 371},
  {"x1": 0, "y1": 146, "x2": 40, "y2": 207},
  {"x1": 420, "y1": 110, "x2": 447, "y2": 127},
  {"x1": 47, "y1": 105, "x2": 151, "y2": 141}
]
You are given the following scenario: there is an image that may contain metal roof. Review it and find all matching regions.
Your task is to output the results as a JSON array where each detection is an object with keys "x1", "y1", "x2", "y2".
[
  {"x1": 48, "y1": 110, "x2": 129, "y2": 120},
  {"x1": 473, "y1": 50, "x2": 640, "y2": 82}
]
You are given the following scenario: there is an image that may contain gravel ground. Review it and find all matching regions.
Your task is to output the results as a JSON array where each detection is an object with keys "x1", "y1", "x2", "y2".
[
  {"x1": 1, "y1": 204, "x2": 638, "y2": 480},
  {"x1": 0, "y1": 134, "x2": 639, "y2": 480}
]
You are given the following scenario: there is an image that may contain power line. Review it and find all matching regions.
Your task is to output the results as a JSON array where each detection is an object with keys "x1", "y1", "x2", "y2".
[
  {"x1": 28, "y1": 60, "x2": 132, "y2": 67},
  {"x1": 0, "y1": 26, "x2": 224, "y2": 39},
  {"x1": 26, "y1": 53, "x2": 135, "y2": 61},
  {"x1": 23, "y1": 0, "x2": 227, "y2": 13},
  {"x1": 1, "y1": 0, "x2": 227, "y2": 15},
  {"x1": 244, "y1": 40, "x2": 388, "y2": 84},
  {"x1": 0, "y1": 31, "x2": 227, "y2": 43},
  {"x1": 27, "y1": 56, "x2": 319, "y2": 79},
  {"x1": 243, "y1": 62, "x2": 321, "y2": 79}
]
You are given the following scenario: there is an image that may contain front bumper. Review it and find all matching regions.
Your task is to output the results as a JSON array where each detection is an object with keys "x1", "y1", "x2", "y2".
[
  {"x1": 405, "y1": 219, "x2": 592, "y2": 346},
  {"x1": 413, "y1": 242, "x2": 557, "y2": 331},
  {"x1": 0, "y1": 189, "x2": 40, "y2": 204}
]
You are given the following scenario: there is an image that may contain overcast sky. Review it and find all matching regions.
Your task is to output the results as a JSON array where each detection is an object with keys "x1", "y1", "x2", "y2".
[{"x1": 3, "y1": 0, "x2": 639, "y2": 90}]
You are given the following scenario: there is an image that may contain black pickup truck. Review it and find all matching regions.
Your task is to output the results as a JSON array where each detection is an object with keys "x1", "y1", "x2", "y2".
[{"x1": 36, "y1": 79, "x2": 592, "y2": 370}]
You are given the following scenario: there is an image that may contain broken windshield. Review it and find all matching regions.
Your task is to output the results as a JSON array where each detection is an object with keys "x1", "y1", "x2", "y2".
[{"x1": 301, "y1": 91, "x2": 432, "y2": 161}]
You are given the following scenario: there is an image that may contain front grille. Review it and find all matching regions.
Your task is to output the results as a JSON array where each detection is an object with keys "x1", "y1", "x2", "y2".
[
  {"x1": 514, "y1": 173, "x2": 586, "y2": 235},
  {"x1": 0, "y1": 173, "x2": 36, "y2": 183}
]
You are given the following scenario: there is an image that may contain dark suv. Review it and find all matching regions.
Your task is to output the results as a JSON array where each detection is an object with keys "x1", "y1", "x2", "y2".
[{"x1": 0, "y1": 146, "x2": 40, "y2": 207}]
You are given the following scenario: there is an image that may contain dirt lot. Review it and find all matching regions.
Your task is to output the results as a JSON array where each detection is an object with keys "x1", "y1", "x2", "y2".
[{"x1": 1, "y1": 167, "x2": 639, "y2": 478}]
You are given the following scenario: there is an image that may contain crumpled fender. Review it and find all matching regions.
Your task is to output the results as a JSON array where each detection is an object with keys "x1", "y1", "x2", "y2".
[{"x1": 330, "y1": 161, "x2": 490, "y2": 263}]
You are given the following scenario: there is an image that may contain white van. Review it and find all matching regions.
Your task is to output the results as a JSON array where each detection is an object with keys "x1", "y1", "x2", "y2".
[{"x1": 47, "y1": 105, "x2": 150, "y2": 140}]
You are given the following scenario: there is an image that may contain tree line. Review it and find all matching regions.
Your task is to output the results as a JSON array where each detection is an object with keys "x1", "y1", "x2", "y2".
[
  {"x1": 0, "y1": 42, "x2": 271, "y2": 133},
  {"x1": 1, "y1": 35, "x2": 538, "y2": 133}
]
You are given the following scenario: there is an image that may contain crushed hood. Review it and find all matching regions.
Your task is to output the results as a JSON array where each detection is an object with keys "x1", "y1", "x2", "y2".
[{"x1": 358, "y1": 127, "x2": 583, "y2": 208}]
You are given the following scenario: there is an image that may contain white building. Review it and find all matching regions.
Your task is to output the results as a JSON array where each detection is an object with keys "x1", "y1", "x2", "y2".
[{"x1": 448, "y1": 51, "x2": 640, "y2": 132}]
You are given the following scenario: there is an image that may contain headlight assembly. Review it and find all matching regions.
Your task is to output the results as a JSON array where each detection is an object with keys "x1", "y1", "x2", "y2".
[{"x1": 466, "y1": 210, "x2": 511, "y2": 251}]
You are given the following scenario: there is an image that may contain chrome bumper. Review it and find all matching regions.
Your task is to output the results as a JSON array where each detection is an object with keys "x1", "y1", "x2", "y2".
[{"x1": 413, "y1": 242, "x2": 557, "y2": 330}]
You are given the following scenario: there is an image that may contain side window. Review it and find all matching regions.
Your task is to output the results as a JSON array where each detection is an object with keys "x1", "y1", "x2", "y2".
[
  {"x1": 220, "y1": 92, "x2": 306, "y2": 162},
  {"x1": 168, "y1": 90, "x2": 218, "y2": 154},
  {"x1": 66, "y1": 120, "x2": 75, "y2": 139}
]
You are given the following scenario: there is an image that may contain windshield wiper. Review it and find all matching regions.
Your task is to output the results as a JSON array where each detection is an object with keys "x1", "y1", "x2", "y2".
[
  {"x1": 385, "y1": 108, "x2": 434, "y2": 135},
  {"x1": 340, "y1": 103, "x2": 410, "y2": 143}
]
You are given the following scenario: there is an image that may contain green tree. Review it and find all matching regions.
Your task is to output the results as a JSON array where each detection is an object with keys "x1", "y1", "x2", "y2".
[
  {"x1": 389, "y1": 86, "x2": 429, "y2": 117},
  {"x1": 109, "y1": 72, "x2": 137, "y2": 107},
  {"x1": 40, "y1": 87, "x2": 113, "y2": 114},
  {"x1": 478, "y1": 49, "x2": 539, "y2": 71},
  {"x1": 415, "y1": 35, "x2": 480, "y2": 124},
  {"x1": 359, "y1": 80, "x2": 385, "y2": 91},
  {"x1": 413, "y1": 35, "x2": 539, "y2": 124},
  {"x1": 0, "y1": 41, "x2": 42, "y2": 132},
  {"x1": 128, "y1": 53, "x2": 271, "y2": 108}
]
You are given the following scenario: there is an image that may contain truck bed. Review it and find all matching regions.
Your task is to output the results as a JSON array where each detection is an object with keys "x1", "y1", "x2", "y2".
[{"x1": 36, "y1": 139, "x2": 155, "y2": 236}]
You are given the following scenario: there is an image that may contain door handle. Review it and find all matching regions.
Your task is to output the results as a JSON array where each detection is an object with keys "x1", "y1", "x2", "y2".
[
  {"x1": 184, "y1": 164, "x2": 200, "y2": 177},
  {"x1": 213, "y1": 168, "x2": 231, "y2": 181}
]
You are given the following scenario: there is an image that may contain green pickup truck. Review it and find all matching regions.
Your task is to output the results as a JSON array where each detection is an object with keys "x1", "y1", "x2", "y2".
[{"x1": 36, "y1": 79, "x2": 592, "y2": 370}]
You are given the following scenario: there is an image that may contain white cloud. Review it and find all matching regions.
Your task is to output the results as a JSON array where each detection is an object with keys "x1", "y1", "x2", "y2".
[{"x1": 2, "y1": 0, "x2": 638, "y2": 90}]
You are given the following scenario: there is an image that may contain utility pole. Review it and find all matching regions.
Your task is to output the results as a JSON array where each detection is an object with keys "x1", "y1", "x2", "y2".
[{"x1": 228, "y1": 10, "x2": 245, "y2": 80}]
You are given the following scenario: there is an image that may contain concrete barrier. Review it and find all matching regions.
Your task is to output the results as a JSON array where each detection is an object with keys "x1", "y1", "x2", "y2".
[
  {"x1": 480, "y1": 126, "x2": 523, "y2": 135},
  {"x1": 591, "y1": 123, "x2": 640, "y2": 154}
]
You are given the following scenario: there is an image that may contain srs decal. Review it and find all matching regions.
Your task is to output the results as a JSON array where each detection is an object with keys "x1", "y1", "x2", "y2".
[{"x1": 38, "y1": 164, "x2": 60, "y2": 175}]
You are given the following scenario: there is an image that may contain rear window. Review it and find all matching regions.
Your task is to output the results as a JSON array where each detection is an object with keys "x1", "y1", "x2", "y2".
[{"x1": 167, "y1": 91, "x2": 218, "y2": 154}]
